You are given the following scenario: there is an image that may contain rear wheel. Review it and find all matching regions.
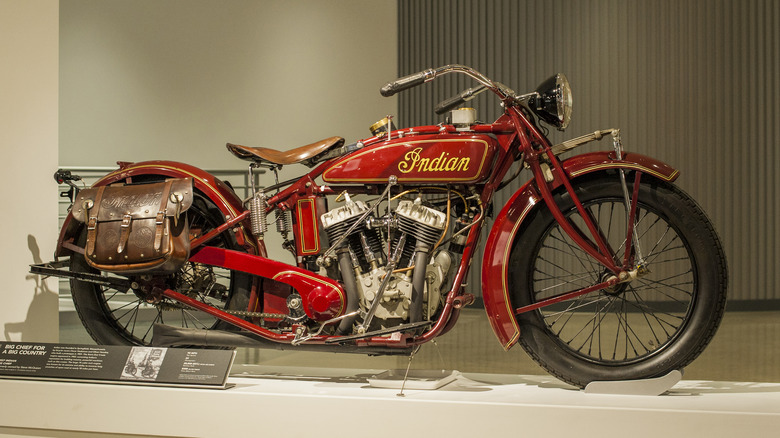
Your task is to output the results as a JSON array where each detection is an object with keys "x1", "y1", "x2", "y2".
[
  {"x1": 69, "y1": 192, "x2": 252, "y2": 346},
  {"x1": 510, "y1": 173, "x2": 727, "y2": 388}
]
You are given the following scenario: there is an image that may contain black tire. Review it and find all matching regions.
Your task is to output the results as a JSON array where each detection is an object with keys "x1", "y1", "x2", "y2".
[
  {"x1": 69, "y1": 191, "x2": 252, "y2": 346},
  {"x1": 509, "y1": 173, "x2": 727, "y2": 388}
]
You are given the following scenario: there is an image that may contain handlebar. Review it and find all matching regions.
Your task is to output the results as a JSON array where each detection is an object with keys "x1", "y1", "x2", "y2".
[
  {"x1": 380, "y1": 69, "x2": 435, "y2": 97},
  {"x1": 54, "y1": 169, "x2": 81, "y2": 185},
  {"x1": 54, "y1": 169, "x2": 82, "y2": 202},
  {"x1": 380, "y1": 64, "x2": 502, "y2": 98}
]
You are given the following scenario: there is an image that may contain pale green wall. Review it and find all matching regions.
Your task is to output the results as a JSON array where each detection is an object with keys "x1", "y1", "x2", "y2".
[
  {"x1": 59, "y1": 0, "x2": 398, "y2": 263},
  {"x1": 59, "y1": 0, "x2": 398, "y2": 171}
]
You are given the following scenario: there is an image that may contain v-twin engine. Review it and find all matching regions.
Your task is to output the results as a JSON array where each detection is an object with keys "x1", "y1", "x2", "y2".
[{"x1": 321, "y1": 194, "x2": 454, "y2": 332}]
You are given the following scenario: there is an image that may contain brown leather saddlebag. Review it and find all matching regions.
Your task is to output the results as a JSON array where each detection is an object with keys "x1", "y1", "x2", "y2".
[{"x1": 71, "y1": 178, "x2": 193, "y2": 273}]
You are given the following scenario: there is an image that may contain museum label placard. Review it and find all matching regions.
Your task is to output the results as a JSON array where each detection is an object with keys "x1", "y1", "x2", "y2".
[{"x1": 0, "y1": 342, "x2": 234, "y2": 389}]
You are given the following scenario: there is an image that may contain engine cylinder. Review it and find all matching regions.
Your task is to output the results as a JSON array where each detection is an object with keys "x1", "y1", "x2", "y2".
[
  {"x1": 321, "y1": 194, "x2": 387, "y2": 272},
  {"x1": 396, "y1": 199, "x2": 447, "y2": 248},
  {"x1": 321, "y1": 194, "x2": 370, "y2": 244},
  {"x1": 346, "y1": 229, "x2": 385, "y2": 270}
]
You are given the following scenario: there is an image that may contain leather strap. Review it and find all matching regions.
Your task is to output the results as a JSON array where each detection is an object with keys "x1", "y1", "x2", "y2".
[
  {"x1": 153, "y1": 180, "x2": 175, "y2": 251},
  {"x1": 117, "y1": 214, "x2": 132, "y2": 253},
  {"x1": 86, "y1": 186, "x2": 106, "y2": 257}
]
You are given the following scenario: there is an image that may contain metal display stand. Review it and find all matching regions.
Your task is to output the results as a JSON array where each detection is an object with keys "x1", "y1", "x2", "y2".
[
  {"x1": 584, "y1": 369, "x2": 683, "y2": 396},
  {"x1": 367, "y1": 369, "x2": 460, "y2": 390}
]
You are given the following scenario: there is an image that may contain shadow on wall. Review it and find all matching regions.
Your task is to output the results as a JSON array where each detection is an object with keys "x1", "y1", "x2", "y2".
[{"x1": 3, "y1": 235, "x2": 58, "y2": 342}]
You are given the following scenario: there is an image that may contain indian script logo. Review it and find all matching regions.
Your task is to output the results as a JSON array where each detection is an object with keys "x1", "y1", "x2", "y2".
[
  {"x1": 104, "y1": 193, "x2": 162, "y2": 209},
  {"x1": 398, "y1": 147, "x2": 470, "y2": 174}
]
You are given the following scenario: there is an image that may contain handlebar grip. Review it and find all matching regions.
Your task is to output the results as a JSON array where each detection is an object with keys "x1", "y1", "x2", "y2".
[
  {"x1": 434, "y1": 84, "x2": 487, "y2": 115},
  {"x1": 380, "y1": 69, "x2": 432, "y2": 97},
  {"x1": 53, "y1": 169, "x2": 79, "y2": 184},
  {"x1": 434, "y1": 94, "x2": 466, "y2": 115}
]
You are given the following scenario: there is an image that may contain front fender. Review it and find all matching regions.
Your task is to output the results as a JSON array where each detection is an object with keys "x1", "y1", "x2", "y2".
[
  {"x1": 481, "y1": 151, "x2": 678, "y2": 350},
  {"x1": 55, "y1": 160, "x2": 261, "y2": 257}
]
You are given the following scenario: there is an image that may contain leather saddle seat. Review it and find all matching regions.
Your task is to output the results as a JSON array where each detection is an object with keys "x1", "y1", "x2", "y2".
[{"x1": 226, "y1": 136, "x2": 345, "y2": 167}]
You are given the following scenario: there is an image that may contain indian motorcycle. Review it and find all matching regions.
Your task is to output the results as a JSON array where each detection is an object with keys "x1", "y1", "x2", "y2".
[{"x1": 33, "y1": 65, "x2": 727, "y2": 388}]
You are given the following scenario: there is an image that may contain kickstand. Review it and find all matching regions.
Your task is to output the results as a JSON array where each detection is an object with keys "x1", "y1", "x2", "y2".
[{"x1": 397, "y1": 345, "x2": 421, "y2": 397}]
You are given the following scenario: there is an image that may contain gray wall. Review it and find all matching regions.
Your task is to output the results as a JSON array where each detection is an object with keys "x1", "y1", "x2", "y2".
[{"x1": 397, "y1": 0, "x2": 779, "y2": 304}]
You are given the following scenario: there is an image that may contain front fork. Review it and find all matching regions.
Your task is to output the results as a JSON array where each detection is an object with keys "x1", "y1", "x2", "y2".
[
  {"x1": 517, "y1": 130, "x2": 646, "y2": 314},
  {"x1": 612, "y1": 130, "x2": 646, "y2": 269}
]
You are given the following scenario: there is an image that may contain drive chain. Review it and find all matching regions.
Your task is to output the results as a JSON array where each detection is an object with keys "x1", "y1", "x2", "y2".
[{"x1": 224, "y1": 309, "x2": 288, "y2": 319}]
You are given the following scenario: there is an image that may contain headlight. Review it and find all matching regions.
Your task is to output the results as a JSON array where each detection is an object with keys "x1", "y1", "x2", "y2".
[{"x1": 529, "y1": 73, "x2": 572, "y2": 131}]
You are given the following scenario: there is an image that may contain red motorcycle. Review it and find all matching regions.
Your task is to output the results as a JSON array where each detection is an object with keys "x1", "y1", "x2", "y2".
[{"x1": 35, "y1": 65, "x2": 727, "y2": 388}]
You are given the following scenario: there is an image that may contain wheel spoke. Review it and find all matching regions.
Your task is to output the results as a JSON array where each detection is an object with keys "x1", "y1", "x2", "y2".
[
  {"x1": 549, "y1": 227, "x2": 603, "y2": 276},
  {"x1": 111, "y1": 299, "x2": 143, "y2": 321},
  {"x1": 530, "y1": 195, "x2": 696, "y2": 364},
  {"x1": 635, "y1": 273, "x2": 694, "y2": 298}
]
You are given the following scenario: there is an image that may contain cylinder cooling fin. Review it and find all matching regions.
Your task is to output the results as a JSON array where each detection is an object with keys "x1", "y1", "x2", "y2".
[
  {"x1": 396, "y1": 198, "x2": 447, "y2": 248},
  {"x1": 320, "y1": 194, "x2": 370, "y2": 244}
]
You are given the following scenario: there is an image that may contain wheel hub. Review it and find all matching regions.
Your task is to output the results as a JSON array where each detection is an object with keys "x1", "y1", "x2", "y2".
[{"x1": 599, "y1": 271, "x2": 628, "y2": 296}]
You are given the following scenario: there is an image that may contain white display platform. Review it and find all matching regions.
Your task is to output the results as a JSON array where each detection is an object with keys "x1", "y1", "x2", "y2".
[{"x1": 1, "y1": 364, "x2": 779, "y2": 438}]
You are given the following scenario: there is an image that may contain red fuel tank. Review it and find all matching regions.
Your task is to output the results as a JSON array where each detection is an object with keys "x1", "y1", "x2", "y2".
[{"x1": 322, "y1": 133, "x2": 498, "y2": 184}]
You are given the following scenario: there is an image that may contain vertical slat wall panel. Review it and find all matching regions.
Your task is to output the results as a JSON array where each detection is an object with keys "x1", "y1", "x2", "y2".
[{"x1": 398, "y1": 0, "x2": 779, "y2": 303}]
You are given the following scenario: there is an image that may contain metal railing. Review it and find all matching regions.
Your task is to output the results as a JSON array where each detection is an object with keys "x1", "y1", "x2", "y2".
[{"x1": 57, "y1": 166, "x2": 257, "y2": 224}]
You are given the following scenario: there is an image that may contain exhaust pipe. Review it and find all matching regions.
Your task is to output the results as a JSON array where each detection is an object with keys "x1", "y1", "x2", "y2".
[
  {"x1": 151, "y1": 324, "x2": 413, "y2": 356},
  {"x1": 152, "y1": 324, "x2": 265, "y2": 348}
]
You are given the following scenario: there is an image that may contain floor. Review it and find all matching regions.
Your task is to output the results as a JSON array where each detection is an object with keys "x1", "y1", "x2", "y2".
[{"x1": 59, "y1": 305, "x2": 780, "y2": 383}]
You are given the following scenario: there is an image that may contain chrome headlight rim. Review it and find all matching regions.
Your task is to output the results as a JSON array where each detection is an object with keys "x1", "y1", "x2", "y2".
[{"x1": 530, "y1": 73, "x2": 573, "y2": 131}]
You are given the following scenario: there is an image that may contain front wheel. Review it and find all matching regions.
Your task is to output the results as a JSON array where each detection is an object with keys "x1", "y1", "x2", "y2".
[{"x1": 509, "y1": 173, "x2": 727, "y2": 388}]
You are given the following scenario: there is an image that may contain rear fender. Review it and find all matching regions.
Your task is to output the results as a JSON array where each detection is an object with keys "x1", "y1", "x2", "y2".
[
  {"x1": 481, "y1": 151, "x2": 678, "y2": 349},
  {"x1": 55, "y1": 160, "x2": 261, "y2": 258}
]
